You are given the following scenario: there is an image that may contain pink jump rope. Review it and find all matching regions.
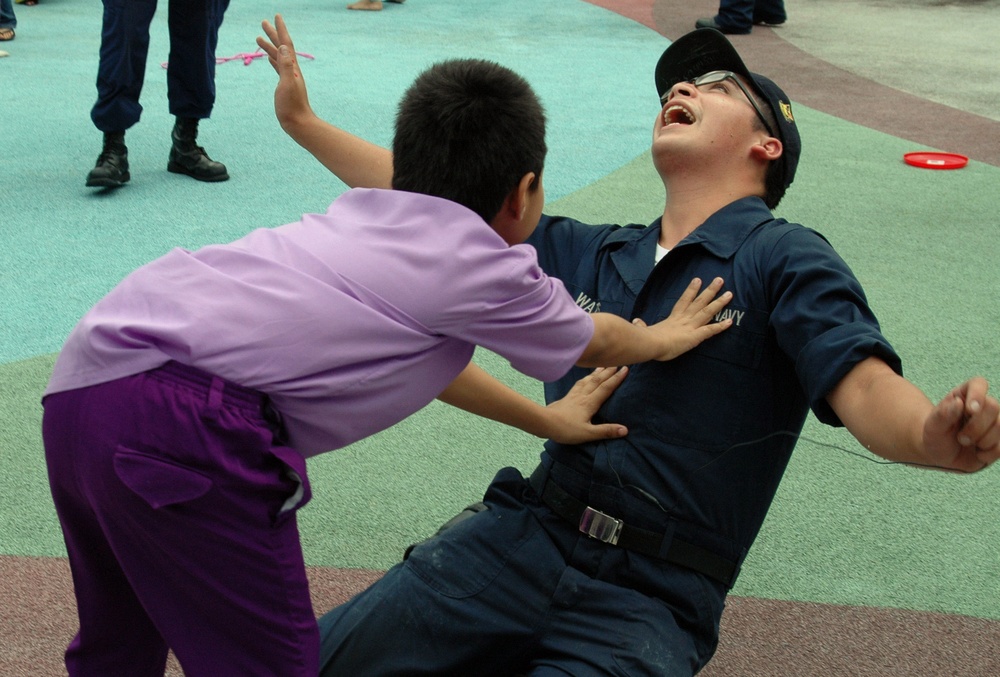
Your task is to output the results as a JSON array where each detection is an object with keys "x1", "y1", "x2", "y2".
[{"x1": 162, "y1": 49, "x2": 315, "y2": 68}]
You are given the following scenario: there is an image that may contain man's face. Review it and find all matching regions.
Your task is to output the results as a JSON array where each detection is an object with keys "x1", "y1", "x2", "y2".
[{"x1": 652, "y1": 71, "x2": 770, "y2": 163}]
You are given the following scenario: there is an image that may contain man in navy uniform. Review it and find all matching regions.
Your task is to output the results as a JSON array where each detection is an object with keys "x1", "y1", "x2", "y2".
[{"x1": 256, "y1": 19, "x2": 999, "y2": 676}]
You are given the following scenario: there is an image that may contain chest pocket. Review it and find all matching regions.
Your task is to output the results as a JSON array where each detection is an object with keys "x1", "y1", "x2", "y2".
[
  {"x1": 611, "y1": 306, "x2": 768, "y2": 451},
  {"x1": 686, "y1": 306, "x2": 766, "y2": 369}
]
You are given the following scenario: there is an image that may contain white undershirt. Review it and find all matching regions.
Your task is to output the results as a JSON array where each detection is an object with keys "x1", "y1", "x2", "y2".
[{"x1": 655, "y1": 244, "x2": 669, "y2": 263}]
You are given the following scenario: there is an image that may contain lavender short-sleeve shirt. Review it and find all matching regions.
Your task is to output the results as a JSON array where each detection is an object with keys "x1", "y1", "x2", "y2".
[{"x1": 46, "y1": 189, "x2": 594, "y2": 456}]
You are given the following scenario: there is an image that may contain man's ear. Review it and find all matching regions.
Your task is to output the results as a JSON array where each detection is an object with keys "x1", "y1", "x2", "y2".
[{"x1": 751, "y1": 136, "x2": 783, "y2": 163}]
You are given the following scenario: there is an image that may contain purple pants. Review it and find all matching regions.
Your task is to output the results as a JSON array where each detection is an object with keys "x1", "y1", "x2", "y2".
[{"x1": 43, "y1": 362, "x2": 318, "y2": 676}]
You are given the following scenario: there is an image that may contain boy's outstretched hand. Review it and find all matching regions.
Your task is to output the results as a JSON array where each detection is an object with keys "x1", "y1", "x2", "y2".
[
  {"x1": 646, "y1": 277, "x2": 733, "y2": 361},
  {"x1": 256, "y1": 14, "x2": 314, "y2": 132},
  {"x1": 544, "y1": 367, "x2": 630, "y2": 444}
]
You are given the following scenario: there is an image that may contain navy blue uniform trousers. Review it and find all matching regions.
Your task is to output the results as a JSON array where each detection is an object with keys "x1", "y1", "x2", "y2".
[
  {"x1": 317, "y1": 468, "x2": 724, "y2": 676},
  {"x1": 91, "y1": 0, "x2": 230, "y2": 132},
  {"x1": 716, "y1": 0, "x2": 785, "y2": 32}
]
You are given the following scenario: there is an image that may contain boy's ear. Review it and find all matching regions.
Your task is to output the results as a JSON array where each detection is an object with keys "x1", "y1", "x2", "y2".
[
  {"x1": 504, "y1": 172, "x2": 537, "y2": 222},
  {"x1": 490, "y1": 172, "x2": 535, "y2": 245},
  {"x1": 492, "y1": 172, "x2": 537, "y2": 242}
]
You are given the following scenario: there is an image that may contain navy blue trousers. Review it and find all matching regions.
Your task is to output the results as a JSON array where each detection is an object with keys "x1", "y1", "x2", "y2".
[
  {"x1": 317, "y1": 467, "x2": 726, "y2": 676},
  {"x1": 716, "y1": 0, "x2": 786, "y2": 33},
  {"x1": 0, "y1": 0, "x2": 15, "y2": 31},
  {"x1": 91, "y1": 0, "x2": 230, "y2": 132}
]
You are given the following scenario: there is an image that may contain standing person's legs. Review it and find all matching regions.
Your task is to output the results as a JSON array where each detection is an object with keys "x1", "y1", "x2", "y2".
[
  {"x1": 87, "y1": 0, "x2": 156, "y2": 187},
  {"x1": 91, "y1": 0, "x2": 158, "y2": 132},
  {"x1": 752, "y1": 0, "x2": 786, "y2": 26},
  {"x1": 0, "y1": 0, "x2": 16, "y2": 33},
  {"x1": 714, "y1": 0, "x2": 754, "y2": 34},
  {"x1": 43, "y1": 364, "x2": 318, "y2": 677},
  {"x1": 165, "y1": 0, "x2": 230, "y2": 119},
  {"x1": 164, "y1": 0, "x2": 231, "y2": 180}
]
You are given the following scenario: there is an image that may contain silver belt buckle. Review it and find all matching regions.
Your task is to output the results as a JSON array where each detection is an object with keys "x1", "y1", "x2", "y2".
[{"x1": 579, "y1": 506, "x2": 623, "y2": 545}]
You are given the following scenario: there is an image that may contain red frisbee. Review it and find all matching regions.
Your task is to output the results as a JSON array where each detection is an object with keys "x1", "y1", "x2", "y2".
[{"x1": 903, "y1": 151, "x2": 969, "y2": 170}]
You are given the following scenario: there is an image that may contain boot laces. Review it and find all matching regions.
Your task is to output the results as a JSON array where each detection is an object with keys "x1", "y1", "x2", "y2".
[{"x1": 96, "y1": 147, "x2": 125, "y2": 166}]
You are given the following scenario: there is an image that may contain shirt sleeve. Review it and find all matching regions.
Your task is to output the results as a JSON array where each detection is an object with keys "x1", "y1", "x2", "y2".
[
  {"x1": 434, "y1": 233, "x2": 595, "y2": 383},
  {"x1": 763, "y1": 225, "x2": 902, "y2": 425},
  {"x1": 526, "y1": 214, "x2": 618, "y2": 280}
]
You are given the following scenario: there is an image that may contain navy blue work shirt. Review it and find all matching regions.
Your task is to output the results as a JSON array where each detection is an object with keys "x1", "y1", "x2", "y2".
[{"x1": 526, "y1": 196, "x2": 902, "y2": 564}]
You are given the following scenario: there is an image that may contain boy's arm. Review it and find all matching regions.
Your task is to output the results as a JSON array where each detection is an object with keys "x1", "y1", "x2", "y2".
[
  {"x1": 437, "y1": 363, "x2": 629, "y2": 445},
  {"x1": 577, "y1": 277, "x2": 733, "y2": 367},
  {"x1": 827, "y1": 356, "x2": 999, "y2": 472},
  {"x1": 257, "y1": 15, "x2": 393, "y2": 189}
]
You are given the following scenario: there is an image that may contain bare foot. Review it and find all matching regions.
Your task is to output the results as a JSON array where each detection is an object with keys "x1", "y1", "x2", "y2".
[{"x1": 347, "y1": 0, "x2": 383, "y2": 10}]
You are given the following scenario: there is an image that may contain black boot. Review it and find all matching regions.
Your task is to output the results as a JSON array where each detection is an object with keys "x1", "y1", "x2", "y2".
[
  {"x1": 86, "y1": 131, "x2": 130, "y2": 188},
  {"x1": 167, "y1": 118, "x2": 229, "y2": 182}
]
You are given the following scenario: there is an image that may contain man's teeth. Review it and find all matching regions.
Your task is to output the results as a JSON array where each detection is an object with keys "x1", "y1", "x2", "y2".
[{"x1": 665, "y1": 105, "x2": 694, "y2": 125}]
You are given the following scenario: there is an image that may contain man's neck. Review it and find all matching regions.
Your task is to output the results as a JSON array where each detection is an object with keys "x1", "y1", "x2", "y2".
[{"x1": 658, "y1": 177, "x2": 760, "y2": 250}]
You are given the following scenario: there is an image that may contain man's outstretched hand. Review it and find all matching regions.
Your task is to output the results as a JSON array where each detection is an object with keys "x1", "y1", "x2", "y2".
[{"x1": 923, "y1": 376, "x2": 1000, "y2": 473}]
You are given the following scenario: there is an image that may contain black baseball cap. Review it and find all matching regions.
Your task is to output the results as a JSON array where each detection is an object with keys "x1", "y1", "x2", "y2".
[{"x1": 654, "y1": 28, "x2": 800, "y2": 191}]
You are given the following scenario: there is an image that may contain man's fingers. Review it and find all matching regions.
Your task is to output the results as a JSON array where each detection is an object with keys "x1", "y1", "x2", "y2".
[
  {"x1": 940, "y1": 378, "x2": 999, "y2": 452},
  {"x1": 924, "y1": 392, "x2": 964, "y2": 441},
  {"x1": 961, "y1": 398, "x2": 1000, "y2": 451}
]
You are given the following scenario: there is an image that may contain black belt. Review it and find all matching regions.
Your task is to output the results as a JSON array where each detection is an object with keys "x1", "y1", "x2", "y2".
[{"x1": 529, "y1": 465, "x2": 741, "y2": 588}]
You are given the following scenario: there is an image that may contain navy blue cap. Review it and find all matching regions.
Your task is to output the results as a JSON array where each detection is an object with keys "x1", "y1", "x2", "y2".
[{"x1": 654, "y1": 28, "x2": 800, "y2": 190}]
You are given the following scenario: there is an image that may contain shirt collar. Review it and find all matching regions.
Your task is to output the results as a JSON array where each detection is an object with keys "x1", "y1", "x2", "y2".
[
  {"x1": 598, "y1": 196, "x2": 776, "y2": 295},
  {"x1": 673, "y1": 196, "x2": 776, "y2": 259}
]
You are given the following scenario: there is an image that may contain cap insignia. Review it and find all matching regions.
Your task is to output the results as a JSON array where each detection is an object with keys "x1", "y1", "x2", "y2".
[{"x1": 779, "y1": 100, "x2": 794, "y2": 123}]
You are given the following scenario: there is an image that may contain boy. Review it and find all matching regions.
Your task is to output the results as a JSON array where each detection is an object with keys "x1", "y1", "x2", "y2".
[{"x1": 42, "y1": 54, "x2": 732, "y2": 676}]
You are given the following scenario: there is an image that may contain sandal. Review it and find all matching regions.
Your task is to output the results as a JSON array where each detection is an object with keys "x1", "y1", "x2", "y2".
[{"x1": 0, "y1": 28, "x2": 15, "y2": 42}]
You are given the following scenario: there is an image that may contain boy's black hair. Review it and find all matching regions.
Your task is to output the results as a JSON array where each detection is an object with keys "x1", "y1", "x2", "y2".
[{"x1": 392, "y1": 59, "x2": 547, "y2": 224}]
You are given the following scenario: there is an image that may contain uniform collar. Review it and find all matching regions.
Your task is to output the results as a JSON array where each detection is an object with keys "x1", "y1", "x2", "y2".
[
  {"x1": 673, "y1": 196, "x2": 776, "y2": 259},
  {"x1": 600, "y1": 196, "x2": 775, "y2": 295},
  {"x1": 604, "y1": 222, "x2": 661, "y2": 296}
]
